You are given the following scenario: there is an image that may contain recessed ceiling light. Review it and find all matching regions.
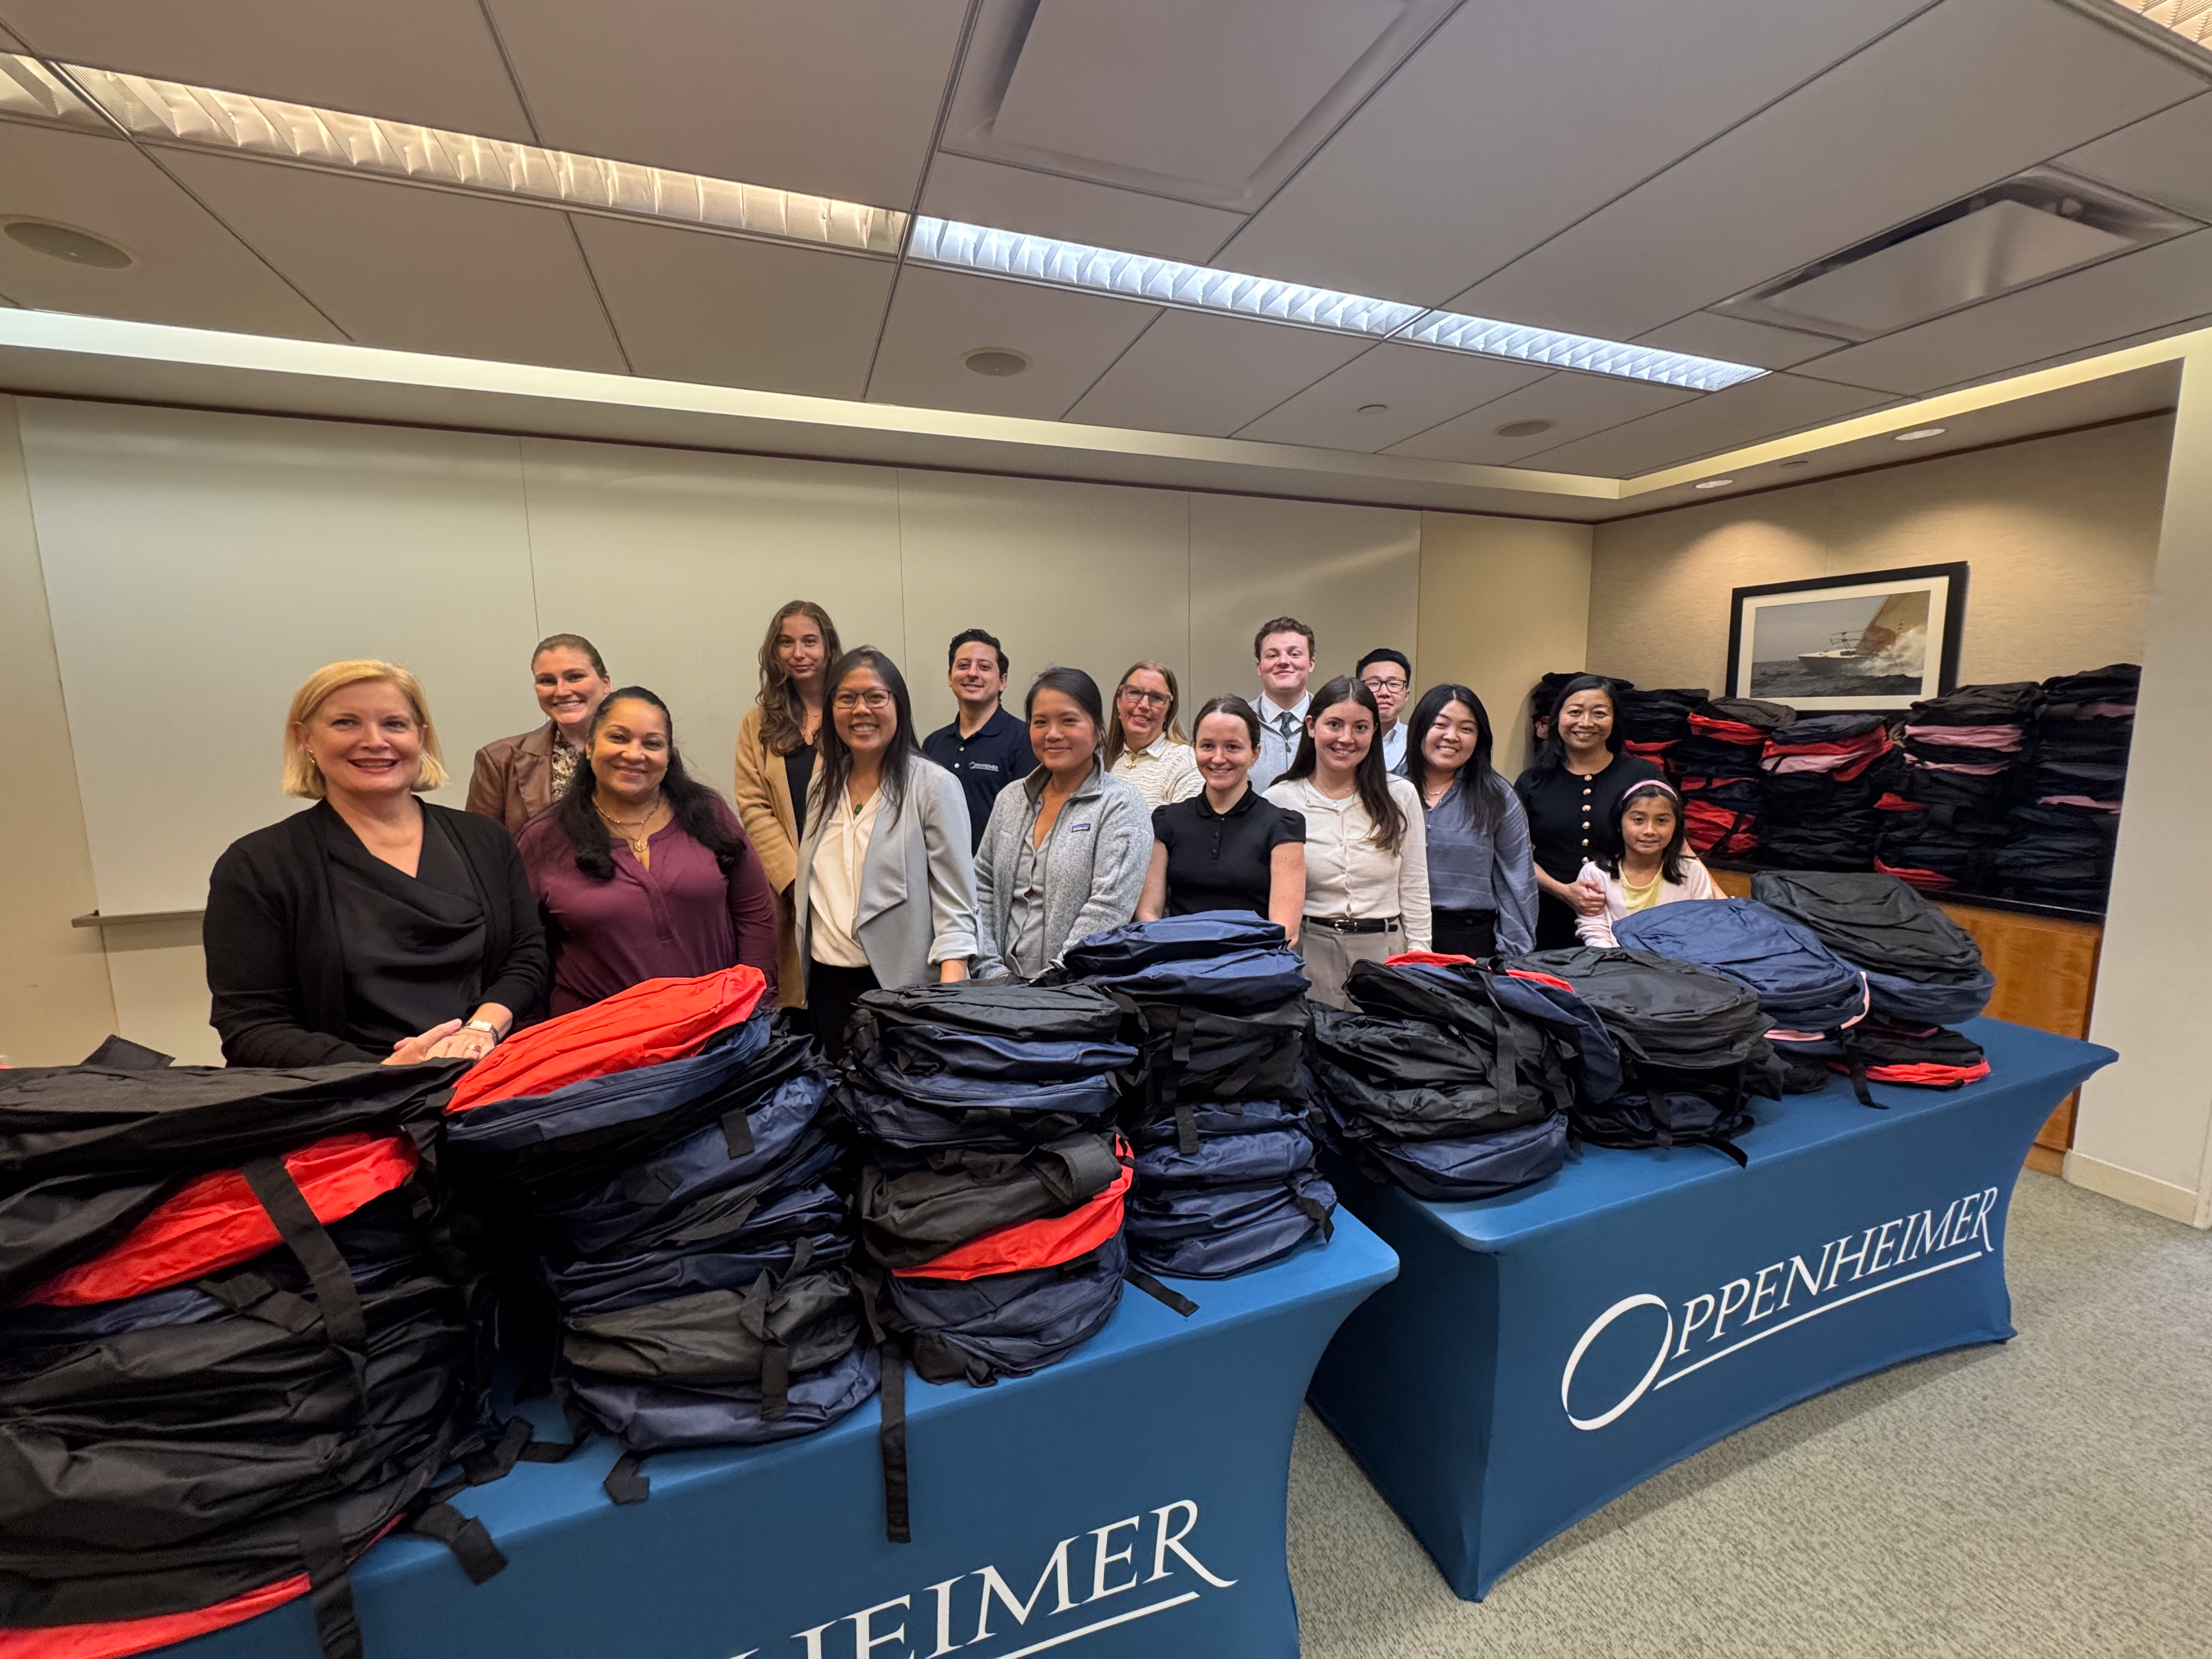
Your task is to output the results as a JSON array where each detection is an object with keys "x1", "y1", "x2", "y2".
[
  {"x1": 1356, "y1": 403, "x2": 1390, "y2": 415},
  {"x1": 1694, "y1": 478, "x2": 1735, "y2": 490},
  {"x1": 2, "y1": 219, "x2": 132, "y2": 268},
  {"x1": 2104, "y1": 0, "x2": 2211, "y2": 49},
  {"x1": 962, "y1": 347, "x2": 1030, "y2": 377},
  {"x1": 1893, "y1": 426, "x2": 1948, "y2": 442},
  {"x1": 1778, "y1": 458, "x2": 1810, "y2": 469},
  {"x1": 905, "y1": 218, "x2": 1768, "y2": 393},
  {"x1": 0, "y1": 53, "x2": 905, "y2": 256},
  {"x1": 1493, "y1": 418, "x2": 1554, "y2": 439}
]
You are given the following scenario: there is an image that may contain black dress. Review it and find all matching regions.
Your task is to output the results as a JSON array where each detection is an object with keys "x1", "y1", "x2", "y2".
[
  {"x1": 1152, "y1": 789, "x2": 1305, "y2": 918},
  {"x1": 204, "y1": 800, "x2": 547, "y2": 1066},
  {"x1": 1515, "y1": 752, "x2": 1667, "y2": 949}
]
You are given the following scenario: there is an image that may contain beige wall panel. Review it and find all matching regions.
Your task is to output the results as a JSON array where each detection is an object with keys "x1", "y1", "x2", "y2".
[
  {"x1": 2077, "y1": 357, "x2": 2212, "y2": 1224},
  {"x1": 1587, "y1": 419, "x2": 2171, "y2": 690},
  {"x1": 895, "y1": 472, "x2": 1192, "y2": 738},
  {"x1": 20, "y1": 401, "x2": 541, "y2": 916},
  {"x1": 102, "y1": 919, "x2": 222, "y2": 1066},
  {"x1": 0, "y1": 396, "x2": 117, "y2": 1065},
  {"x1": 1187, "y1": 495, "x2": 1420, "y2": 714},
  {"x1": 1417, "y1": 514, "x2": 1594, "y2": 777},
  {"x1": 518, "y1": 439, "x2": 906, "y2": 790}
]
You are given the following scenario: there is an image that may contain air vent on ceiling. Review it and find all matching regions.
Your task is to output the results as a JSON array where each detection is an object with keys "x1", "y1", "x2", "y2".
[
  {"x1": 1715, "y1": 166, "x2": 2199, "y2": 342},
  {"x1": 940, "y1": 0, "x2": 1459, "y2": 211}
]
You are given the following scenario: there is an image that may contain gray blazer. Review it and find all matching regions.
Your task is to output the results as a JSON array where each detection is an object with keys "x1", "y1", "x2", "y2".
[
  {"x1": 794, "y1": 761, "x2": 979, "y2": 990},
  {"x1": 972, "y1": 760, "x2": 1150, "y2": 980}
]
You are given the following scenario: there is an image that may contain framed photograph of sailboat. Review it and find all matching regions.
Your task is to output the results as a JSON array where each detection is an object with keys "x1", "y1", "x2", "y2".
[{"x1": 1724, "y1": 563, "x2": 1968, "y2": 712}]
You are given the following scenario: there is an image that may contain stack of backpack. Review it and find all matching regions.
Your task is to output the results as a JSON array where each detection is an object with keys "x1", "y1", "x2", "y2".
[
  {"x1": 1510, "y1": 948, "x2": 1780, "y2": 1160},
  {"x1": 1874, "y1": 682, "x2": 2041, "y2": 894},
  {"x1": 837, "y1": 981, "x2": 1139, "y2": 1390},
  {"x1": 0, "y1": 1041, "x2": 503, "y2": 1659},
  {"x1": 1308, "y1": 956, "x2": 1580, "y2": 1198},
  {"x1": 1059, "y1": 914, "x2": 1335, "y2": 1279},
  {"x1": 1751, "y1": 871, "x2": 1994, "y2": 1087},
  {"x1": 1613, "y1": 686, "x2": 1709, "y2": 781},
  {"x1": 442, "y1": 966, "x2": 876, "y2": 1506},
  {"x1": 1994, "y1": 664, "x2": 2137, "y2": 909},
  {"x1": 1675, "y1": 699, "x2": 1790, "y2": 859},
  {"x1": 1756, "y1": 713, "x2": 1893, "y2": 871},
  {"x1": 1614, "y1": 898, "x2": 1877, "y2": 1103}
]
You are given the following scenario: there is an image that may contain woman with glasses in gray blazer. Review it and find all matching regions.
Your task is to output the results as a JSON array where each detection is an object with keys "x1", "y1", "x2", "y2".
[{"x1": 792, "y1": 646, "x2": 979, "y2": 1060}]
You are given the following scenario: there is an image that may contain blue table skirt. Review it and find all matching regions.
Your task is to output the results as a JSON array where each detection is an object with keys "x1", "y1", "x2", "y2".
[
  {"x1": 173, "y1": 1214, "x2": 1396, "y2": 1659},
  {"x1": 1307, "y1": 1018, "x2": 2114, "y2": 1601}
]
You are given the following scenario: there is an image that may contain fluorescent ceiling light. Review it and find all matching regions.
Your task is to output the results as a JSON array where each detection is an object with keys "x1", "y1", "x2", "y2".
[
  {"x1": 1893, "y1": 426, "x2": 1947, "y2": 441},
  {"x1": 2106, "y1": 1, "x2": 2212, "y2": 47},
  {"x1": 0, "y1": 54, "x2": 905, "y2": 256},
  {"x1": 909, "y1": 217, "x2": 1767, "y2": 392}
]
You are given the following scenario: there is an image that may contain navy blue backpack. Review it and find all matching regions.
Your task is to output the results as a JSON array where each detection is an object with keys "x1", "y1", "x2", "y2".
[
  {"x1": 1616, "y1": 900, "x2": 1868, "y2": 1036},
  {"x1": 1060, "y1": 912, "x2": 1308, "y2": 1013}
]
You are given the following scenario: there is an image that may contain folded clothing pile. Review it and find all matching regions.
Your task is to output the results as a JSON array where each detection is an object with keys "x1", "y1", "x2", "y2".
[
  {"x1": 1, "y1": 1043, "x2": 494, "y2": 1659},
  {"x1": 443, "y1": 967, "x2": 875, "y2": 1502},
  {"x1": 1874, "y1": 682, "x2": 2040, "y2": 894},
  {"x1": 1614, "y1": 686, "x2": 1709, "y2": 780},
  {"x1": 1676, "y1": 699, "x2": 1792, "y2": 859},
  {"x1": 1757, "y1": 713, "x2": 1892, "y2": 870},
  {"x1": 837, "y1": 981, "x2": 1136, "y2": 1390},
  {"x1": 1751, "y1": 870, "x2": 1993, "y2": 1087},
  {"x1": 1308, "y1": 958, "x2": 1578, "y2": 1199},
  {"x1": 1510, "y1": 947, "x2": 1778, "y2": 1158},
  {"x1": 1615, "y1": 898, "x2": 1877, "y2": 1103},
  {"x1": 1994, "y1": 663, "x2": 2137, "y2": 908},
  {"x1": 1062, "y1": 913, "x2": 1334, "y2": 1279}
]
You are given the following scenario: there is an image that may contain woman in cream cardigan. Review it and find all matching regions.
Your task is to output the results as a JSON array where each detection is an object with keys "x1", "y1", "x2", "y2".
[{"x1": 733, "y1": 600, "x2": 839, "y2": 1009}]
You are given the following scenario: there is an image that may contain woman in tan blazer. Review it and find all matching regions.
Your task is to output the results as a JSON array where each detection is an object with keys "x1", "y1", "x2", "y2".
[
  {"x1": 733, "y1": 601, "x2": 840, "y2": 1009},
  {"x1": 467, "y1": 634, "x2": 613, "y2": 836}
]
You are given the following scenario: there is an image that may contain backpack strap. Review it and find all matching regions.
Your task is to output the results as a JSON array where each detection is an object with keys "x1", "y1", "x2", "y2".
[
  {"x1": 1124, "y1": 1265, "x2": 1198, "y2": 1317},
  {"x1": 721, "y1": 1104, "x2": 755, "y2": 1158},
  {"x1": 407, "y1": 1502, "x2": 508, "y2": 1584},
  {"x1": 603, "y1": 1452, "x2": 651, "y2": 1505},
  {"x1": 241, "y1": 1156, "x2": 370, "y2": 1375},
  {"x1": 298, "y1": 1505, "x2": 365, "y2": 1659},
  {"x1": 878, "y1": 1338, "x2": 911, "y2": 1544},
  {"x1": 1825, "y1": 1029, "x2": 1881, "y2": 1108}
]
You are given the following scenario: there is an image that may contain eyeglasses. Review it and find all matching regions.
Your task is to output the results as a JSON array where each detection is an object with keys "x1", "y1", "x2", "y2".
[
  {"x1": 1361, "y1": 676, "x2": 1408, "y2": 693},
  {"x1": 832, "y1": 690, "x2": 894, "y2": 712},
  {"x1": 1119, "y1": 687, "x2": 1171, "y2": 707}
]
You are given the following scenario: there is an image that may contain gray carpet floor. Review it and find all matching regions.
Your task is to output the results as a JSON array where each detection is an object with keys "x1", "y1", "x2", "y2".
[{"x1": 1287, "y1": 1172, "x2": 2212, "y2": 1658}]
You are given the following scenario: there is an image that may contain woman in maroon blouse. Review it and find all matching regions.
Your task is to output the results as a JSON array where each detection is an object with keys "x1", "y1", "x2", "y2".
[{"x1": 517, "y1": 686, "x2": 780, "y2": 1016}]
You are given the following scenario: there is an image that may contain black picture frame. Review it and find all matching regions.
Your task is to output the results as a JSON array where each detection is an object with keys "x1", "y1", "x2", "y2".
[{"x1": 1724, "y1": 562, "x2": 1969, "y2": 712}]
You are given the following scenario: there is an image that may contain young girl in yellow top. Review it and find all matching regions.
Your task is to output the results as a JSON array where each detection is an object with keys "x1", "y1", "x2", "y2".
[{"x1": 1573, "y1": 779, "x2": 1718, "y2": 948}]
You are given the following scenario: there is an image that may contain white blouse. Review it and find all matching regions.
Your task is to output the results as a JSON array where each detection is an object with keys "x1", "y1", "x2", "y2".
[
  {"x1": 1265, "y1": 774, "x2": 1431, "y2": 950},
  {"x1": 807, "y1": 787, "x2": 881, "y2": 968}
]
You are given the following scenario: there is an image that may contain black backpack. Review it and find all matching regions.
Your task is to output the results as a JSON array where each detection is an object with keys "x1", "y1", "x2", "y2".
[{"x1": 1750, "y1": 870, "x2": 1993, "y2": 1026}]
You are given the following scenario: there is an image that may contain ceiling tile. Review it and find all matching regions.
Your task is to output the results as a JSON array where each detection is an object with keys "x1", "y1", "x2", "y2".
[
  {"x1": 1521, "y1": 374, "x2": 1894, "y2": 477},
  {"x1": 484, "y1": 0, "x2": 967, "y2": 207},
  {"x1": 1450, "y1": 0, "x2": 2206, "y2": 341},
  {"x1": 1233, "y1": 344, "x2": 1549, "y2": 451},
  {"x1": 1634, "y1": 311, "x2": 1844, "y2": 371},
  {"x1": 2063, "y1": 91, "x2": 2212, "y2": 224},
  {"x1": 0, "y1": 123, "x2": 340, "y2": 339},
  {"x1": 1064, "y1": 310, "x2": 1370, "y2": 438},
  {"x1": 1792, "y1": 229, "x2": 2212, "y2": 396},
  {"x1": 159, "y1": 154, "x2": 625, "y2": 373},
  {"x1": 572, "y1": 218, "x2": 893, "y2": 398},
  {"x1": 866, "y1": 267, "x2": 1160, "y2": 419},
  {"x1": 1386, "y1": 373, "x2": 1699, "y2": 466},
  {"x1": 1, "y1": 0, "x2": 533, "y2": 139},
  {"x1": 918, "y1": 155, "x2": 1244, "y2": 262},
  {"x1": 1214, "y1": 0, "x2": 1936, "y2": 307}
]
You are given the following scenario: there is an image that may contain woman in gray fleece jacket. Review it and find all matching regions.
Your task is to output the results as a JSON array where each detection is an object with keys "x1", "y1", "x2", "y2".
[{"x1": 972, "y1": 667, "x2": 1151, "y2": 980}]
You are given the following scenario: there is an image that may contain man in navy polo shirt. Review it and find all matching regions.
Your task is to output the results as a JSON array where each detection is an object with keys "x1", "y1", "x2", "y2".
[{"x1": 923, "y1": 628, "x2": 1037, "y2": 850}]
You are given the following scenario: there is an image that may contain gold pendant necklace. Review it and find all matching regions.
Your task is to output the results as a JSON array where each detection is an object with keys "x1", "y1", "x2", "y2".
[{"x1": 596, "y1": 795, "x2": 664, "y2": 864}]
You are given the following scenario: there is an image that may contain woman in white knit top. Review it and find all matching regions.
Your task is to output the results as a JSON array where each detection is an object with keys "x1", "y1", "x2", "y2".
[{"x1": 1573, "y1": 779, "x2": 1718, "y2": 947}]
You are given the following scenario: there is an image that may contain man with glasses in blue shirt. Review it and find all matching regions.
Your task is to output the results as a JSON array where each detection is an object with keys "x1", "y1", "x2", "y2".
[{"x1": 1358, "y1": 647, "x2": 1414, "y2": 774}]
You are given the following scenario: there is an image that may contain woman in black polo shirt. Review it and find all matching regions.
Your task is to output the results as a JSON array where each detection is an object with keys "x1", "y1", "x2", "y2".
[
  {"x1": 1514, "y1": 674, "x2": 1666, "y2": 949},
  {"x1": 1137, "y1": 696, "x2": 1305, "y2": 934}
]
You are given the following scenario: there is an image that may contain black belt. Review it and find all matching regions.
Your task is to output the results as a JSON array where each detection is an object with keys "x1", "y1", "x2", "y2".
[{"x1": 1304, "y1": 915, "x2": 1402, "y2": 935}]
